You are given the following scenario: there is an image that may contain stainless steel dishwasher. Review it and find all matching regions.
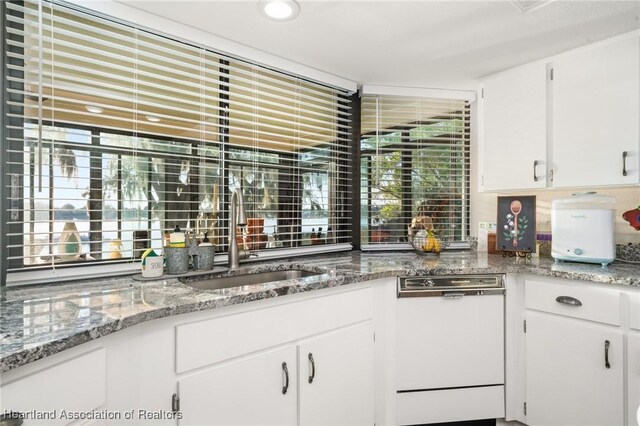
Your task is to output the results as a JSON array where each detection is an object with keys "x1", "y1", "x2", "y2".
[{"x1": 396, "y1": 274, "x2": 506, "y2": 425}]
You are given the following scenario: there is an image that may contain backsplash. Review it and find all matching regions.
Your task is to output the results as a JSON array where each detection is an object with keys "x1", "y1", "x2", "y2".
[
  {"x1": 617, "y1": 243, "x2": 640, "y2": 263},
  {"x1": 471, "y1": 187, "x2": 640, "y2": 246}
]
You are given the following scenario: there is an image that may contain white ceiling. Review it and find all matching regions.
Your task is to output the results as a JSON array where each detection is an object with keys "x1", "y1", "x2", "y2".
[{"x1": 116, "y1": 0, "x2": 640, "y2": 90}]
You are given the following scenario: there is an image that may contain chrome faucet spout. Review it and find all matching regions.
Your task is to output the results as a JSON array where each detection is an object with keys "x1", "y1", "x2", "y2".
[{"x1": 229, "y1": 188, "x2": 248, "y2": 269}]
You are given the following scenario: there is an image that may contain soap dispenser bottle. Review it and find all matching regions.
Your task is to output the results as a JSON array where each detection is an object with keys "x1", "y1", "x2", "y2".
[{"x1": 169, "y1": 225, "x2": 186, "y2": 248}]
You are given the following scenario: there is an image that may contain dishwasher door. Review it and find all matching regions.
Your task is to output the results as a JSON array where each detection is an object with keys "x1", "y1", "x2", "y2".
[
  {"x1": 396, "y1": 291, "x2": 505, "y2": 424},
  {"x1": 396, "y1": 293, "x2": 505, "y2": 390}
]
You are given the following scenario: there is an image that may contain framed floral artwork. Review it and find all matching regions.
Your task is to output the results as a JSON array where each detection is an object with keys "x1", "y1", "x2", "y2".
[{"x1": 496, "y1": 195, "x2": 536, "y2": 253}]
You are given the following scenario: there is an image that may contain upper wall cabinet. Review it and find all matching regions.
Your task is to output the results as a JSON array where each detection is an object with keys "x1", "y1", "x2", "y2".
[
  {"x1": 551, "y1": 36, "x2": 640, "y2": 187},
  {"x1": 479, "y1": 33, "x2": 640, "y2": 191},
  {"x1": 480, "y1": 62, "x2": 548, "y2": 191}
]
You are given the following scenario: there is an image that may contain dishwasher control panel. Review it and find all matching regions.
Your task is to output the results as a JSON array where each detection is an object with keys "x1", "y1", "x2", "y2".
[{"x1": 397, "y1": 274, "x2": 505, "y2": 298}]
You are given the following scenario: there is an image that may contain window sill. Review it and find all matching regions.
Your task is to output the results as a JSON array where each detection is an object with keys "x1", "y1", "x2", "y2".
[{"x1": 5, "y1": 244, "x2": 353, "y2": 287}]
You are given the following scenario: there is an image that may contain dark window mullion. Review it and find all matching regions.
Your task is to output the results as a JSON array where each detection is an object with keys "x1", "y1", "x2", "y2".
[
  {"x1": 117, "y1": 156, "x2": 122, "y2": 243},
  {"x1": 366, "y1": 157, "x2": 372, "y2": 245},
  {"x1": 464, "y1": 105, "x2": 471, "y2": 239},
  {"x1": 401, "y1": 131, "x2": 412, "y2": 239},
  {"x1": 3, "y1": 0, "x2": 25, "y2": 273},
  {"x1": 89, "y1": 131, "x2": 102, "y2": 259},
  {"x1": 219, "y1": 58, "x2": 230, "y2": 253},
  {"x1": 278, "y1": 152, "x2": 300, "y2": 248}
]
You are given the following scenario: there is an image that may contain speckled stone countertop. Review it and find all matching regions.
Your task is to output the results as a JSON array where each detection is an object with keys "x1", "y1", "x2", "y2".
[{"x1": 1, "y1": 251, "x2": 639, "y2": 373}]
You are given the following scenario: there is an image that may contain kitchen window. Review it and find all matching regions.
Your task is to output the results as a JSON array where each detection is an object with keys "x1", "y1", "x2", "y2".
[
  {"x1": 360, "y1": 94, "x2": 470, "y2": 248},
  {"x1": 2, "y1": 0, "x2": 353, "y2": 283}
]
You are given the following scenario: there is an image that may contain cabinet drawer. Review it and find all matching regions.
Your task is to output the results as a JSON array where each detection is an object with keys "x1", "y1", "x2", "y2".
[
  {"x1": 525, "y1": 279, "x2": 620, "y2": 325},
  {"x1": 176, "y1": 287, "x2": 373, "y2": 373},
  {"x1": 0, "y1": 349, "x2": 106, "y2": 426},
  {"x1": 396, "y1": 385, "x2": 504, "y2": 425}
]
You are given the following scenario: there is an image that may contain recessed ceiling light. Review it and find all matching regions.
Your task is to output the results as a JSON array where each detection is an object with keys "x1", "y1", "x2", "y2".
[
  {"x1": 85, "y1": 105, "x2": 103, "y2": 114},
  {"x1": 146, "y1": 115, "x2": 161, "y2": 122},
  {"x1": 259, "y1": 0, "x2": 299, "y2": 21}
]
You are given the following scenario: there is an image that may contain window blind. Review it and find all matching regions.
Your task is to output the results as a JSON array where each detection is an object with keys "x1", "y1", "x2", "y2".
[
  {"x1": 360, "y1": 94, "x2": 470, "y2": 248},
  {"x1": 3, "y1": 0, "x2": 353, "y2": 280}
]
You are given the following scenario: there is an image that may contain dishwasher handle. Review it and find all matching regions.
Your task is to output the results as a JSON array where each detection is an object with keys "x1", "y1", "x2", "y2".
[{"x1": 443, "y1": 291, "x2": 465, "y2": 299}]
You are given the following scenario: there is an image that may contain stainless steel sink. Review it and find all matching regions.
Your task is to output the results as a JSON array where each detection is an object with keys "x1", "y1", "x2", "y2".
[{"x1": 182, "y1": 269, "x2": 323, "y2": 291}]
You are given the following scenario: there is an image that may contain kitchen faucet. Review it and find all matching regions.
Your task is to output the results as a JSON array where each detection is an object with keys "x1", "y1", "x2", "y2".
[{"x1": 228, "y1": 188, "x2": 257, "y2": 269}]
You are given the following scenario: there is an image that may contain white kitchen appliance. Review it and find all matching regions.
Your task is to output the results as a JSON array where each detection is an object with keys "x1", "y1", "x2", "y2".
[
  {"x1": 551, "y1": 193, "x2": 616, "y2": 266},
  {"x1": 396, "y1": 275, "x2": 505, "y2": 425}
]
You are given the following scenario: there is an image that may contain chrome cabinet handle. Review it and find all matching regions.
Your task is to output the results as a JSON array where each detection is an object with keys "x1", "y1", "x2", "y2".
[
  {"x1": 605, "y1": 340, "x2": 611, "y2": 369},
  {"x1": 533, "y1": 160, "x2": 539, "y2": 182},
  {"x1": 171, "y1": 393, "x2": 180, "y2": 414},
  {"x1": 282, "y1": 361, "x2": 289, "y2": 394},
  {"x1": 555, "y1": 295, "x2": 582, "y2": 306},
  {"x1": 308, "y1": 353, "x2": 316, "y2": 383},
  {"x1": 622, "y1": 151, "x2": 628, "y2": 176}
]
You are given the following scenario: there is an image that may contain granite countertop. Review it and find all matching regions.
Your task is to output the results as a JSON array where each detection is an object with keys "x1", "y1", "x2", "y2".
[{"x1": 1, "y1": 251, "x2": 639, "y2": 373}]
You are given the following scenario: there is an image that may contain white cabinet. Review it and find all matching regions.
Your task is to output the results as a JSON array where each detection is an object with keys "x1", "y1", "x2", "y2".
[
  {"x1": 523, "y1": 277, "x2": 625, "y2": 426},
  {"x1": 479, "y1": 33, "x2": 640, "y2": 191},
  {"x1": 178, "y1": 346, "x2": 297, "y2": 426},
  {"x1": 525, "y1": 310, "x2": 624, "y2": 425},
  {"x1": 298, "y1": 322, "x2": 374, "y2": 426},
  {"x1": 480, "y1": 61, "x2": 548, "y2": 190},
  {"x1": 174, "y1": 286, "x2": 374, "y2": 425},
  {"x1": 551, "y1": 36, "x2": 640, "y2": 187},
  {"x1": 177, "y1": 321, "x2": 374, "y2": 426},
  {"x1": 0, "y1": 348, "x2": 106, "y2": 426}
]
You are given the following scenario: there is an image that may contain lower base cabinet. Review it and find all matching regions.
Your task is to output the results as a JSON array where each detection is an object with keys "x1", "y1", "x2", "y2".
[
  {"x1": 525, "y1": 311, "x2": 624, "y2": 425},
  {"x1": 177, "y1": 322, "x2": 373, "y2": 426},
  {"x1": 173, "y1": 286, "x2": 375, "y2": 425}
]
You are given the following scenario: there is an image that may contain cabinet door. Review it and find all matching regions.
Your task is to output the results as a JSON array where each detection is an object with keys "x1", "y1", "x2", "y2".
[
  {"x1": 552, "y1": 36, "x2": 640, "y2": 187},
  {"x1": 298, "y1": 322, "x2": 374, "y2": 426},
  {"x1": 481, "y1": 61, "x2": 548, "y2": 190},
  {"x1": 525, "y1": 311, "x2": 623, "y2": 425},
  {"x1": 178, "y1": 346, "x2": 296, "y2": 426}
]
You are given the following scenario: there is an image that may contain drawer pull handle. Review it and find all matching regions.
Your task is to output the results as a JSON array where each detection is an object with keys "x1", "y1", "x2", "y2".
[
  {"x1": 282, "y1": 361, "x2": 289, "y2": 394},
  {"x1": 533, "y1": 160, "x2": 540, "y2": 182},
  {"x1": 555, "y1": 295, "x2": 582, "y2": 306},
  {"x1": 605, "y1": 340, "x2": 611, "y2": 369},
  {"x1": 308, "y1": 353, "x2": 316, "y2": 383},
  {"x1": 622, "y1": 151, "x2": 628, "y2": 177}
]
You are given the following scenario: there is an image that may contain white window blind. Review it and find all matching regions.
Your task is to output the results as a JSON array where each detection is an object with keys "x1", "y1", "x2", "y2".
[
  {"x1": 360, "y1": 94, "x2": 470, "y2": 248},
  {"x1": 3, "y1": 0, "x2": 353, "y2": 279}
]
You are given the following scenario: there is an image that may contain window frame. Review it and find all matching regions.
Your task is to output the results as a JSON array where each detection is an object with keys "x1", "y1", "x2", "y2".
[
  {"x1": 2, "y1": 0, "x2": 354, "y2": 285},
  {"x1": 359, "y1": 111, "x2": 471, "y2": 248}
]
